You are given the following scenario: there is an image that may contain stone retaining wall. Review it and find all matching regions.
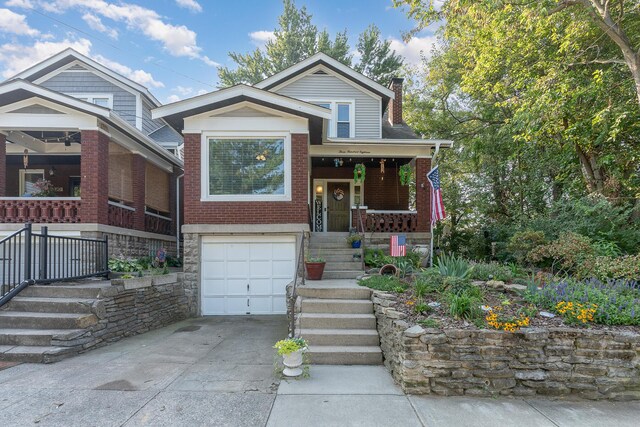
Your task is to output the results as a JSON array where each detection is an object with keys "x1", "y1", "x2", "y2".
[
  {"x1": 53, "y1": 273, "x2": 189, "y2": 353},
  {"x1": 373, "y1": 290, "x2": 640, "y2": 400}
]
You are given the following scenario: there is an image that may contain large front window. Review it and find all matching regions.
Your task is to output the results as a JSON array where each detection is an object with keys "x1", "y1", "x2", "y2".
[{"x1": 204, "y1": 136, "x2": 291, "y2": 201}]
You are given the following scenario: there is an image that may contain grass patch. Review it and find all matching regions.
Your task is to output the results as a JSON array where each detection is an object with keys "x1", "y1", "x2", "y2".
[{"x1": 358, "y1": 275, "x2": 404, "y2": 292}]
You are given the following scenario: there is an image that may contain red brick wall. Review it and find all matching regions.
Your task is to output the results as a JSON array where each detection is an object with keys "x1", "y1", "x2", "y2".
[
  {"x1": 184, "y1": 133, "x2": 309, "y2": 224},
  {"x1": 415, "y1": 158, "x2": 432, "y2": 232},
  {"x1": 0, "y1": 134, "x2": 7, "y2": 197},
  {"x1": 80, "y1": 130, "x2": 109, "y2": 224},
  {"x1": 389, "y1": 78, "x2": 404, "y2": 125},
  {"x1": 310, "y1": 165, "x2": 409, "y2": 210},
  {"x1": 132, "y1": 154, "x2": 146, "y2": 231}
]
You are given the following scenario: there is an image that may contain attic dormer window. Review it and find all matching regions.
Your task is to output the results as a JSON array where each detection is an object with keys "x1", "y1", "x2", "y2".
[
  {"x1": 67, "y1": 93, "x2": 113, "y2": 109},
  {"x1": 310, "y1": 100, "x2": 354, "y2": 138}
]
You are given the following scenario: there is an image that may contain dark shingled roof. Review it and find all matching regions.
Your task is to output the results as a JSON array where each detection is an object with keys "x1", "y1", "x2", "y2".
[{"x1": 381, "y1": 110, "x2": 420, "y2": 139}]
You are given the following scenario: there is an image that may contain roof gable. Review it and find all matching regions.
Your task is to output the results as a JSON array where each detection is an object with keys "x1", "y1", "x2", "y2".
[
  {"x1": 254, "y1": 53, "x2": 395, "y2": 101},
  {"x1": 7, "y1": 48, "x2": 161, "y2": 107}
]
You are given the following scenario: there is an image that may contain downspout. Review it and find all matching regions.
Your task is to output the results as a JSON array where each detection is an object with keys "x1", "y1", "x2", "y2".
[{"x1": 176, "y1": 173, "x2": 184, "y2": 258}]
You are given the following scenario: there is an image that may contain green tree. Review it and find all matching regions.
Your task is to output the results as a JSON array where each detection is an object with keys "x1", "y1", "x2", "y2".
[
  {"x1": 218, "y1": 1, "x2": 404, "y2": 86},
  {"x1": 354, "y1": 25, "x2": 404, "y2": 85},
  {"x1": 218, "y1": 0, "x2": 351, "y2": 86}
]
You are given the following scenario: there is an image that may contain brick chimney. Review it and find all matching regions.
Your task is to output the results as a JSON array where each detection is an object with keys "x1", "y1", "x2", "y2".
[{"x1": 388, "y1": 77, "x2": 404, "y2": 125}]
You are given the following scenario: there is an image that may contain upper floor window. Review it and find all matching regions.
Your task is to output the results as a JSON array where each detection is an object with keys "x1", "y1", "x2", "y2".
[
  {"x1": 310, "y1": 100, "x2": 354, "y2": 138},
  {"x1": 68, "y1": 93, "x2": 113, "y2": 109}
]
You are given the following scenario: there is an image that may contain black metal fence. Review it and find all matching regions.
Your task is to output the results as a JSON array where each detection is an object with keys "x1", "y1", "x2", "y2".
[{"x1": 0, "y1": 223, "x2": 109, "y2": 306}]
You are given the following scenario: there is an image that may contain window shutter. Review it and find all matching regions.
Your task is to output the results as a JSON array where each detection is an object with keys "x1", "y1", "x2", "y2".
[
  {"x1": 108, "y1": 142, "x2": 133, "y2": 203},
  {"x1": 145, "y1": 163, "x2": 170, "y2": 213}
]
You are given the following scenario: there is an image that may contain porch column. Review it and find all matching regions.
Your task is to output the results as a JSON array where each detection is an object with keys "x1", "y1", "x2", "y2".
[
  {"x1": 0, "y1": 132, "x2": 5, "y2": 196},
  {"x1": 80, "y1": 130, "x2": 109, "y2": 224},
  {"x1": 415, "y1": 157, "x2": 432, "y2": 233},
  {"x1": 132, "y1": 154, "x2": 146, "y2": 231},
  {"x1": 169, "y1": 166, "x2": 180, "y2": 238}
]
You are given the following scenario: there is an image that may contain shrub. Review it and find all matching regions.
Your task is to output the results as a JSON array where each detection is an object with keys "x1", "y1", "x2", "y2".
[
  {"x1": 442, "y1": 276, "x2": 476, "y2": 296},
  {"x1": 525, "y1": 278, "x2": 640, "y2": 326},
  {"x1": 436, "y1": 253, "x2": 473, "y2": 278},
  {"x1": 395, "y1": 258, "x2": 414, "y2": 278},
  {"x1": 108, "y1": 257, "x2": 143, "y2": 273},
  {"x1": 506, "y1": 230, "x2": 546, "y2": 265},
  {"x1": 527, "y1": 232, "x2": 594, "y2": 274},
  {"x1": 414, "y1": 301, "x2": 431, "y2": 314},
  {"x1": 470, "y1": 262, "x2": 513, "y2": 282},
  {"x1": 358, "y1": 275, "x2": 404, "y2": 292},
  {"x1": 485, "y1": 306, "x2": 530, "y2": 332},
  {"x1": 577, "y1": 254, "x2": 640, "y2": 281}
]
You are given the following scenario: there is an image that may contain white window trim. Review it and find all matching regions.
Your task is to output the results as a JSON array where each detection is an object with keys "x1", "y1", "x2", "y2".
[
  {"x1": 64, "y1": 93, "x2": 114, "y2": 109},
  {"x1": 304, "y1": 99, "x2": 355, "y2": 138},
  {"x1": 201, "y1": 132, "x2": 292, "y2": 202},
  {"x1": 19, "y1": 169, "x2": 45, "y2": 195}
]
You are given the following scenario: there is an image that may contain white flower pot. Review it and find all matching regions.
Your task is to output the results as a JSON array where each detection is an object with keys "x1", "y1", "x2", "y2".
[{"x1": 282, "y1": 349, "x2": 304, "y2": 377}]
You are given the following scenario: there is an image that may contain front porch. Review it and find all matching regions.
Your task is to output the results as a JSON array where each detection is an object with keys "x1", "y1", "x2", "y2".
[{"x1": 309, "y1": 155, "x2": 432, "y2": 239}]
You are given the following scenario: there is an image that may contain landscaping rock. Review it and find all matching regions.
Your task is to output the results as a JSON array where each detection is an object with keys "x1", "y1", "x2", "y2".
[
  {"x1": 486, "y1": 280, "x2": 505, "y2": 290},
  {"x1": 404, "y1": 325, "x2": 426, "y2": 338},
  {"x1": 539, "y1": 311, "x2": 556, "y2": 318}
]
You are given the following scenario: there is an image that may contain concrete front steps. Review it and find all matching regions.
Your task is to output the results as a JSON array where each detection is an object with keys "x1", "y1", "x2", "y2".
[
  {"x1": 0, "y1": 281, "x2": 109, "y2": 363},
  {"x1": 309, "y1": 232, "x2": 364, "y2": 280},
  {"x1": 297, "y1": 280, "x2": 382, "y2": 365}
]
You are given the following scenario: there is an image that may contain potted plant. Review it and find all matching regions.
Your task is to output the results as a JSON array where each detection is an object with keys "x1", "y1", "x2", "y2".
[
  {"x1": 305, "y1": 256, "x2": 325, "y2": 280},
  {"x1": 274, "y1": 337, "x2": 308, "y2": 377},
  {"x1": 346, "y1": 234, "x2": 362, "y2": 248},
  {"x1": 31, "y1": 179, "x2": 57, "y2": 197}
]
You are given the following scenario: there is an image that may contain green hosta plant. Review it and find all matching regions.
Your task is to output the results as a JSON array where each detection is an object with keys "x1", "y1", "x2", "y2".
[{"x1": 273, "y1": 338, "x2": 308, "y2": 356}]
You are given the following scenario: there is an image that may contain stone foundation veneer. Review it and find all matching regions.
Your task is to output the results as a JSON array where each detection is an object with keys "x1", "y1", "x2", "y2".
[{"x1": 372, "y1": 291, "x2": 640, "y2": 400}]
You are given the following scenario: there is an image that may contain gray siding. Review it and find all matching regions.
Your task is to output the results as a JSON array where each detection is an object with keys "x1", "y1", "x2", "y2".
[
  {"x1": 148, "y1": 125, "x2": 182, "y2": 145},
  {"x1": 141, "y1": 98, "x2": 164, "y2": 135},
  {"x1": 274, "y1": 73, "x2": 381, "y2": 138},
  {"x1": 39, "y1": 71, "x2": 137, "y2": 126}
]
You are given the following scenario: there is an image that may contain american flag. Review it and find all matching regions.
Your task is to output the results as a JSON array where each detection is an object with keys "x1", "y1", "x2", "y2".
[
  {"x1": 427, "y1": 166, "x2": 446, "y2": 224},
  {"x1": 390, "y1": 234, "x2": 406, "y2": 257}
]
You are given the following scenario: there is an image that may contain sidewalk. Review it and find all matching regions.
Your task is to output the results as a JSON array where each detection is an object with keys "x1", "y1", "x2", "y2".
[{"x1": 267, "y1": 365, "x2": 640, "y2": 427}]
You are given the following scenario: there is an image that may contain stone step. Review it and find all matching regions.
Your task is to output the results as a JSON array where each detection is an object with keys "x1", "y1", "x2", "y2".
[
  {"x1": 324, "y1": 261, "x2": 364, "y2": 270},
  {"x1": 309, "y1": 232, "x2": 349, "y2": 242},
  {"x1": 302, "y1": 298, "x2": 373, "y2": 314},
  {"x1": 0, "y1": 345, "x2": 74, "y2": 363},
  {"x1": 0, "y1": 312, "x2": 99, "y2": 330},
  {"x1": 7, "y1": 297, "x2": 96, "y2": 314},
  {"x1": 0, "y1": 328, "x2": 87, "y2": 346},
  {"x1": 322, "y1": 270, "x2": 364, "y2": 280},
  {"x1": 300, "y1": 328, "x2": 380, "y2": 346},
  {"x1": 20, "y1": 284, "x2": 108, "y2": 299},
  {"x1": 306, "y1": 345, "x2": 383, "y2": 365},
  {"x1": 321, "y1": 254, "x2": 363, "y2": 263},
  {"x1": 299, "y1": 313, "x2": 376, "y2": 330},
  {"x1": 307, "y1": 248, "x2": 362, "y2": 255},
  {"x1": 297, "y1": 284, "x2": 371, "y2": 300}
]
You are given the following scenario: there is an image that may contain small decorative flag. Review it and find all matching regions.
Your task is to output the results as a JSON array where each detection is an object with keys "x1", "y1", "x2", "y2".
[
  {"x1": 390, "y1": 234, "x2": 406, "y2": 257},
  {"x1": 427, "y1": 166, "x2": 446, "y2": 224}
]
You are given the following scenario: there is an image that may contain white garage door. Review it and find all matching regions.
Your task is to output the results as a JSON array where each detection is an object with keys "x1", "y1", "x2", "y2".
[{"x1": 201, "y1": 235, "x2": 296, "y2": 315}]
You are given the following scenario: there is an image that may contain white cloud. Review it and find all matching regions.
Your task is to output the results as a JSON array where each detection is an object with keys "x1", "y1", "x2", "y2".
[
  {"x1": 82, "y1": 13, "x2": 118, "y2": 39},
  {"x1": 0, "y1": 38, "x2": 91, "y2": 77},
  {"x1": 389, "y1": 35, "x2": 438, "y2": 67},
  {"x1": 249, "y1": 30, "x2": 275, "y2": 48},
  {"x1": 166, "y1": 94, "x2": 180, "y2": 103},
  {"x1": 93, "y1": 54, "x2": 164, "y2": 88},
  {"x1": 4, "y1": 0, "x2": 34, "y2": 8},
  {"x1": 173, "y1": 85, "x2": 193, "y2": 96},
  {"x1": 0, "y1": 37, "x2": 164, "y2": 89},
  {"x1": 0, "y1": 8, "x2": 39, "y2": 36},
  {"x1": 21, "y1": 1, "x2": 216, "y2": 66},
  {"x1": 175, "y1": 0, "x2": 201, "y2": 13},
  {"x1": 196, "y1": 89, "x2": 207, "y2": 96}
]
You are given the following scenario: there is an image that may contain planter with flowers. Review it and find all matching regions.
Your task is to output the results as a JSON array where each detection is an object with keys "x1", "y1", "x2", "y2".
[{"x1": 274, "y1": 337, "x2": 308, "y2": 377}]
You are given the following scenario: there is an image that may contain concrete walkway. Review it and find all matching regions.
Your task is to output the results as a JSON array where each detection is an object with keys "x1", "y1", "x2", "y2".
[
  {"x1": 0, "y1": 316, "x2": 638, "y2": 426},
  {"x1": 270, "y1": 365, "x2": 640, "y2": 427}
]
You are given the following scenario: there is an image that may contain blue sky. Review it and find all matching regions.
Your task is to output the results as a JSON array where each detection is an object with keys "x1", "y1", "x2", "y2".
[{"x1": 0, "y1": 0, "x2": 438, "y2": 103}]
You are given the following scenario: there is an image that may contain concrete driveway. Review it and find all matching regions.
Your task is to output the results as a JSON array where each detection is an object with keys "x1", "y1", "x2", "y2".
[{"x1": 0, "y1": 316, "x2": 288, "y2": 426}]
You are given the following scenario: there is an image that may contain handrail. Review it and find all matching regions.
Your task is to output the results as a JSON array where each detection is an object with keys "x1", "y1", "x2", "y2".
[
  {"x1": 289, "y1": 231, "x2": 305, "y2": 338},
  {"x1": 1, "y1": 223, "x2": 109, "y2": 307},
  {"x1": 356, "y1": 203, "x2": 366, "y2": 271}
]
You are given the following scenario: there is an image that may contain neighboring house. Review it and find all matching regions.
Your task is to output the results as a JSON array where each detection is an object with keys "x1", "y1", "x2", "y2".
[
  {"x1": 152, "y1": 53, "x2": 452, "y2": 316},
  {"x1": 0, "y1": 49, "x2": 184, "y2": 257}
]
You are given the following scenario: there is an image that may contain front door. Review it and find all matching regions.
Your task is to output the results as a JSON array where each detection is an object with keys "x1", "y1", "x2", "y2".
[{"x1": 327, "y1": 182, "x2": 350, "y2": 231}]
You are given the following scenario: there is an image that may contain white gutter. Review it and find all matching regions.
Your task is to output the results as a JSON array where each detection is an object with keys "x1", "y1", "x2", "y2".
[{"x1": 325, "y1": 137, "x2": 454, "y2": 147}]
